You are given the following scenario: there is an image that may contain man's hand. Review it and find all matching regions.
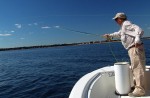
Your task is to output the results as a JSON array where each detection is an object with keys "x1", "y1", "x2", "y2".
[
  {"x1": 102, "y1": 34, "x2": 110, "y2": 38},
  {"x1": 102, "y1": 34, "x2": 112, "y2": 41}
]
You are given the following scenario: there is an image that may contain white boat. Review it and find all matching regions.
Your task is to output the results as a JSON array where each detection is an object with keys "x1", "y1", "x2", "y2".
[{"x1": 69, "y1": 64, "x2": 150, "y2": 98}]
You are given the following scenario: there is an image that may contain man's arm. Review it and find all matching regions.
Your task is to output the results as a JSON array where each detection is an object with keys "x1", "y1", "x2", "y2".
[{"x1": 103, "y1": 31, "x2": 121, "y2": 39}]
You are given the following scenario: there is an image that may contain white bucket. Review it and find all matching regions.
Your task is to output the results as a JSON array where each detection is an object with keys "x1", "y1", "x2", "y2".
[{"x1": 114, "y1": 62, "x2": 131, "y2": 95}]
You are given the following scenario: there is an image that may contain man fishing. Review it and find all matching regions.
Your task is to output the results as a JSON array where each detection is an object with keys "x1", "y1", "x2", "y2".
[{"x1": 103, "y1": 12, "x2": 146, "y2": 97}]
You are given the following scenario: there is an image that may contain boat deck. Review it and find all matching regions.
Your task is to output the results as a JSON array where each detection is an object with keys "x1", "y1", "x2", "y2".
[{"x1": 69, "y1": 66, "x2": 150, "y2": 98}]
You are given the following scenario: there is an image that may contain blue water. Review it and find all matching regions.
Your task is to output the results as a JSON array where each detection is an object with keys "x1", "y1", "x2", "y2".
[{"x1": 0, "y1": 40, "x2": 149, "y2": 98}]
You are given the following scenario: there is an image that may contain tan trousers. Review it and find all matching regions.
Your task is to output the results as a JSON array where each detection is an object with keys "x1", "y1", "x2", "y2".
[{"x1": 128, "y1": 45, "x2": 146, "y2": 93}]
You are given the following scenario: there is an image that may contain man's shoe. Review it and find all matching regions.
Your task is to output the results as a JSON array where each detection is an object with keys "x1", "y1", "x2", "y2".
[
  {"x1": 128, "y1": 87, "x2": 145, "y2": 97},
  {"x1": 128, "y1": 92, "x2": 145, "y2": 97}
]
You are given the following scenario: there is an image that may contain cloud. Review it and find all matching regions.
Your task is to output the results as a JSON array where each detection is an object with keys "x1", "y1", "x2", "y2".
[
  {"x1": 28, "y1": 24, "x2": 32, "y2": 26},
  {"x1": 15, "y1": 24, "x2": 22, "y2": 29},
  {"x1": 34, "y1": 23, "x2": 38, "y2": 25},
  {"x1": 20, "y1": 38, "x2": 25, "y2": 40},
  {"x1": 28, "y1": 23, "x2": 38, "y2": 26},
  {"x1": 54, "y1": 26, "x2": 60, "y2": 28},
  {"x1": 11, "y1": 30, "x2": 15, "y2": 33},
  {"x1": 0, "y1": 34, "x2": 12, "y2": 36},
  {"x1": 41, "y1": 26, "x2": 51, "y2": 29}
]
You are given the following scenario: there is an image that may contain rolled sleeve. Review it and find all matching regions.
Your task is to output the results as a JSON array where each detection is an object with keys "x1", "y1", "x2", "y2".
[
  {"x1": 109, "y1": 31, "x2": 121, "y2": 38},
  {"x1": 135, "y1": 34, "x2": 142, "y2": 44}
]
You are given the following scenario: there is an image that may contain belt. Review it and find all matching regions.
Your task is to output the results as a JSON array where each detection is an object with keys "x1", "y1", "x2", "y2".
[{"x1": 129, "y1": 43, "x2": 143, "y2": 50}]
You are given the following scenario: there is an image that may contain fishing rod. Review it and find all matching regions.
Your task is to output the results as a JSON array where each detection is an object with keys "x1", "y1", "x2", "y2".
[
  {"x1": 54, "y1": 26, "x2": 150, "y2": 41},
  {"x1": 54, "y1": 26, "x2": 101, "y2": 36}
]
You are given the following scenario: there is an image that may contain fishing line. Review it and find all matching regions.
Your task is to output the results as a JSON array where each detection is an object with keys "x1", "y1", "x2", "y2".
[
  {"x1": 103, "y1": 36, "x2": 118, "y2": 62},
  {"x1": 55, "y1": 26, "x2": 118, "y2": 62},
  {"x1": 108, "y1": 43, "x2": 118, "y2": 62}
]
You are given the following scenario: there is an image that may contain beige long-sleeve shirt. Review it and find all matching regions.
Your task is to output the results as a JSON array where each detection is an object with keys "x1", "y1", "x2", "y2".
[{"x1": 109, "y1": 20, "x2": 144, "y2": 50}]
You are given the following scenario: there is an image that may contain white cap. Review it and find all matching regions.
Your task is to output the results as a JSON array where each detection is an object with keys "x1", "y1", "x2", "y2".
[{"x1": 113, "y1": 12, "x2": 127, "y2": 20}]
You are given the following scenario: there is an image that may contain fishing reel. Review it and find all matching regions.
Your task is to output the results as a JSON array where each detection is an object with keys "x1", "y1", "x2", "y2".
[
  {"x1": 106, "y1": 36, "x2": 113, "y2": 42},
  {"x1": 103, "y1": 35, "x2": 113, "y2": 42}
]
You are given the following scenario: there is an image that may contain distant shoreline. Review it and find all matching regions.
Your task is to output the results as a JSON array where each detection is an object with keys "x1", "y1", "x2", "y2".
[
  {"x1": 2, "y1": 36, "x2": 150, "y2": 51},
  {"x1": 0, "y1": 40, "x2": 121, "y2": 51}
]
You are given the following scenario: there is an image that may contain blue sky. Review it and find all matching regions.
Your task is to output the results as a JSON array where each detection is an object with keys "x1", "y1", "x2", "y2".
[{"x1": 0, "y1": 0, "x2": 150, "y2": 48}]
